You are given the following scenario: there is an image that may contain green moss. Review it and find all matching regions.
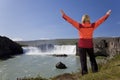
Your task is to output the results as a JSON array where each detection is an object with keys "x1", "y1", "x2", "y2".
[{"x1": 79, "y1": 54, "x2": 120, "y2": 80}]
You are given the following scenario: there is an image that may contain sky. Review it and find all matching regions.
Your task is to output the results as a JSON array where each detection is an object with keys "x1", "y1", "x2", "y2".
[{"x1": 0, "y1": 0, "x2": 120, "y2": 41}]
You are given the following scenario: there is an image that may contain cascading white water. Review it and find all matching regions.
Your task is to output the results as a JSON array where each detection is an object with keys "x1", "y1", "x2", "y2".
[
  {"x1": 52, "y1": 45, "x2": 76, "y2": 55},
  {"x1": 23, "y1": 45, "x2": 76, "y2": 55}
]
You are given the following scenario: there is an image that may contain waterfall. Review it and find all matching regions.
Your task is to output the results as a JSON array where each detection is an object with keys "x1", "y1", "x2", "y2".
[
  {"x1": 23, "y1": 45, "x2": 76, "y2": 55},
  {"x1": 53, "y1": 45, "x2": 76, "y2": 55}
]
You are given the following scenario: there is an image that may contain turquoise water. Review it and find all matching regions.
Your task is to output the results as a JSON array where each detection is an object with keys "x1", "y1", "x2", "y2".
[
  {"x1": 0, "y1": 54, "x2": 82, "y2": 80},
  {"x1": 0, "y1": 45, "x2": 95, "y2": 80}
]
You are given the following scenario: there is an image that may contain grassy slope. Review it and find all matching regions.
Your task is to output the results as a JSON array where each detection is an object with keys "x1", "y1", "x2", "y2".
[
  {"x1": 19, "y1": 54, "x2": 120, "y2": 80},
  {"x1": 79, "y1": 55, "x2": 120, "y2": 80}
]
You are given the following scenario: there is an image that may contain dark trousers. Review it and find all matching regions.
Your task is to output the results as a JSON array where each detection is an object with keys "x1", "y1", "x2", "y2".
[{"x1": 79, "y1": 48, "x2": 98, "y2": 75}]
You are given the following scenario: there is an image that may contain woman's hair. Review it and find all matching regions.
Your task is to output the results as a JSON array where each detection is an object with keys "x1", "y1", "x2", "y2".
[{"x1": 81, "y1": 14, "x2": 90, "y2": 23}]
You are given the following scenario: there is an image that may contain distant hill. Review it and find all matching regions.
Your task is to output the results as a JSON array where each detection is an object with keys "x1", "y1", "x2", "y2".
[
  {"x1": 16, "y1": 38, "x2": 78, "y2": 46},
  {"x1": 16, "y1": 37, "x2": 120, "y2": 46}
]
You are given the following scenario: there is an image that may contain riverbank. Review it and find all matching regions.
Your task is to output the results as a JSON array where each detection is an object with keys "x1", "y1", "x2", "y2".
[{"x1": 18, "y1": 54, "x2": 120, "y2": 80}]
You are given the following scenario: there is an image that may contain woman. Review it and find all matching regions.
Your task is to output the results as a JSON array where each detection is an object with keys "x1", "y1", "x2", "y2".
[{"x1": 60, "y1": 9, "x2": 111, "y2": 75}]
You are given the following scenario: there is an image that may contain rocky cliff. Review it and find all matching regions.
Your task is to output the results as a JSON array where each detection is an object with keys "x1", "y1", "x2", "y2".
[
  {"x1": 107, "y1": 38, "x2": 120, "y2": 57},
  {"x1": 0, "y1": 36, "x2": 23, "y2": 59},
  {"x1": 76, "y1": 37, "x2": 120, "y2": 57}
]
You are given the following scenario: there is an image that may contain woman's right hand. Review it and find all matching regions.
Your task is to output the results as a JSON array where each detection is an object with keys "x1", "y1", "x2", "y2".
[{"x1": 106, "y1": 10, "x2": 112, "y2": 15}]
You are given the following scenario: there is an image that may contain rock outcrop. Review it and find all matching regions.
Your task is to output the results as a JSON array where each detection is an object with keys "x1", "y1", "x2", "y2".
[
  {"x1": 108, "y1": 38, "x2": 120, "y2": 57},
  {"x1": 0, "y1": 36, "x2": 23, "y2": 59},
  {"x1": 94, "y1": 38, "x2": 120, "y2": 57},
  {"x1": 76, "y1": 37, "x2": 120, "y2": 57},
  {"x1": 94, "y1": 40, "x2": 109, "y2": 57}
]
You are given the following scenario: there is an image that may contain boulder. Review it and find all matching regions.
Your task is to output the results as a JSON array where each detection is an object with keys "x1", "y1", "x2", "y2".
[
  {"x1": 0, "y1": 36, "x2": 23, "y2": 59},
  {"x1": 56, "y1": 62, "x2": 67, "y2": 69},
  {"x1": 52, "y1": 54, "x2": 68, "y2": 57}
]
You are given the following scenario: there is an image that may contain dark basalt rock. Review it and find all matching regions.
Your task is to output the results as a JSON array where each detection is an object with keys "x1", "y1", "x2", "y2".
[
  {"x1": 0, "y1": 36, "x2": 23, "y2": 60},
  {"x1": 56, "y1": 62, "x2": 67, "y2": 69},
  {"x1": 52, "y1": 54, "x2": 68, "y2": 57}
]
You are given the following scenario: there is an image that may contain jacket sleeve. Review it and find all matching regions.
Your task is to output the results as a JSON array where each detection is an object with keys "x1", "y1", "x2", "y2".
[
  {"x1": 62, "y1": 13, "x2": 81, "y2": 30},
  {"x1": 94, "y1": 14, "x2": 110, "y2": 29}
]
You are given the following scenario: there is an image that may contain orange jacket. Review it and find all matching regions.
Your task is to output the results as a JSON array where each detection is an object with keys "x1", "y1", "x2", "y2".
[{"x1": 62, "y1": 13, "x2": 110, "y2": 48}]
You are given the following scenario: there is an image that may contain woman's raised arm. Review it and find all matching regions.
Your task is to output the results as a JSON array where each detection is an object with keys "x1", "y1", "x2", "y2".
[
  {"x1": 93, "y1": 10, "x2": 111, "y2": 29},
  {"x1": 60, "y1": 9, "x2": 80, "y2": 30}
]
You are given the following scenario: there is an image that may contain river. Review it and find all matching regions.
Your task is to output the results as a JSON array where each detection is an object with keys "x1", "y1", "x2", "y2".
[{"x1": 0, "y1": 45, "x2": 92, "y2": 80}]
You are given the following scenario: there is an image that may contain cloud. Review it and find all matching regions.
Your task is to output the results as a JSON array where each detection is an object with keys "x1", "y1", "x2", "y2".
[{"x1": 11, "y1": 38, "x2": 23, "y2": 41}]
